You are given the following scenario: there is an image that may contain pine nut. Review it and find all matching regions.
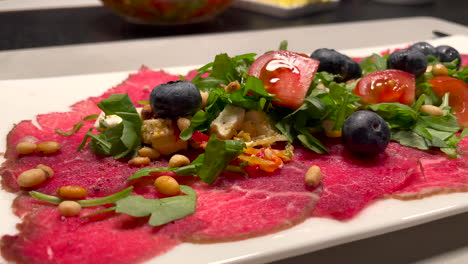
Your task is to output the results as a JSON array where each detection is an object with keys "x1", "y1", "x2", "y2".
[
  {"x1": 16, "y1": 142, "x2": 37, "y2": 155},
  {"x1": 138, "y1": 147, "x2": 160, "y2": 160},
  {"x1": 37, "y1": 141, "x2": 61, "y2": 154},
  {"x1": 36, "y1": 164, "x2": 54, "y2": 178},
  {"x1": 140, "y1": 104, "x2": 155, "y2": 120},
  {"x1": 154, "y1": 176, "x2": 180, "y2": 196},
  {"x1": 225, "y1": 81, "x2": 241, "y2": 94},
  {"x1": 128, "y1": 156, "x2": 151, "y2": 166},
  {"x1": 420, "y1": 105, "x2": 444, "y2": 117},
  {"x1": 57, "y1": 185, "x2": 88, "y2": 199},
  {"x1": 432, "y1": 63, "x2": 449, "y2": 76},
  {"x1": 177, "y1": 117, "x2": 191, "y2": 132},
  {"x1": 322, "y1": 120, "x2": 342, "y2": 138},
  {"x1": 58, "y1": 201, "x2": 82, "y2": 217},
  {"x1": 168, "y1": 154, "x2": 190, "y2": 168},
  {"x1": 200, "y1": 91, "x2": 209, "y2": 109},
  {"x1": 17, "y1": 168, "x2": 47, "y2": 187},
  {"x1": 305, "y1": 165, "x2": 322, "y2": 187}
]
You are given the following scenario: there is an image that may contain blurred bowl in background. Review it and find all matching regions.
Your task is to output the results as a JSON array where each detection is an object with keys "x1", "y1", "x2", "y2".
[{"x1": 100, "y1": 0, "x2": 234, "y2": 25}]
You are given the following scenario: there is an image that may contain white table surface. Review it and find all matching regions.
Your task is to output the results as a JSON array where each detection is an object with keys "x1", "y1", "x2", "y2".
[{"x1": 1, "y1": 16, "x2": 468, "y2": 264}]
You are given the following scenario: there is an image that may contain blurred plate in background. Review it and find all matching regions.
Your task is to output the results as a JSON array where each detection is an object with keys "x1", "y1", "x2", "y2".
[{"x1": 233, "y1": 0, "x2": 339, "y2": 18}]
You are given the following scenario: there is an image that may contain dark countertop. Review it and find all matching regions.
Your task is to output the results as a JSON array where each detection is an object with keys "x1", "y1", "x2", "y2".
[{"x1": 1, "y1": 0, "x2": 468, "y2": 51}]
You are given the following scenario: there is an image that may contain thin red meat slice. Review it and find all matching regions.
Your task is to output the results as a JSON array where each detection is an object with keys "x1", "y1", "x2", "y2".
[
  {"x1": 2, "y1": 196, "x2": 178, "y2": 264},
  {"x1": 2, "y1": 56, "x2": 468, "y2": 264},
  {"x1": 165, "y1": 162, "x2": 320, "y2": 242},
  {"x1": 391, "y1": 137, "x2": 468, "y2": 199},
  {"x1": 0, "y1": 68, "x2": 320, "y2": 263},
  {"x1": 292, "y1": 141, "x2": 422, "y2": 220}
]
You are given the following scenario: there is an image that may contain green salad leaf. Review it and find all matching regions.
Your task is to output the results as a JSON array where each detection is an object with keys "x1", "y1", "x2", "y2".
[
  {"x1": 55, "y1": 114, "x2": 99, "y2": 136},
  {"x1": 115, "y1": 185, "x2": 197, "y2": 227},
  {"x1": 79, "y1": 94, "x2": 142, "y2": 159},
  {"x1": 359, "y1": 53, "x2": 388, "y2": 75},
  {"x1": 198, "y1": 135, "x2": 245, "y2": 184},
  {"x1": 368, "y1": 93, "x2": 464, "y2": 156}
]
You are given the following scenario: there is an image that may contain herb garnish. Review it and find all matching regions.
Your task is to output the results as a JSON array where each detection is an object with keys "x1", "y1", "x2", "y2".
[
  {"x1": 115, "y1": 185, "x2": 196, "y2": 226},
  {"x1": 30, "y1": 185, "x2": 197, "y2": 226},
  {"x1": 78, "y1": 94, "x2": 142, "y2": 159},
  {"x1": 181, "y1": 53, "x2": 275, "y2": 140},
  {"x1": 129, "y1": 136, "x2": 245, "y2": 184},
  {"x1": 55, "y1": 114, "x2": 99, "y2": 136},
  {"x1": 30, "y1": 186, "x2": 134, "y2": 206}
]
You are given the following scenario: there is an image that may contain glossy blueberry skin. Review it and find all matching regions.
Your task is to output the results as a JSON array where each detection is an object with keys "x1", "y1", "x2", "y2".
[
  {"x1": 342, "y1": 110, "x2": 391, "y2": 157},
  {"x1": 387, "y1": 49, "x2": 427, "y2": 76},
  {"x1": 409, "y1": 42, "x2": 439, "y2": 58},
  {"x1": 436, "y1": 45, "x2": 462, "y2": 68},
  {"x1": 149, "y1": 81, "x2": 201, "y2": 118},
  {"x1": 310, "y1": 48, "x2": 362, "y2": 82}
]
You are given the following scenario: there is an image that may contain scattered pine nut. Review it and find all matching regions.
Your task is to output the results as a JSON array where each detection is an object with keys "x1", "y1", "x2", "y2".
[
  {"x1": 225, "y1": 81, "x2": 241, "y2": 94},
  {"x1": 58, "y1": 201, "x2": 82, "y2": 217},
  {"x1": 36, "y1": 164, "x2": 54, "y2": 178},
  {"x1": 322, "y1": 120, "x2": 342, "y2": 138},
  {"x1": 37, "y1": 141, "x2": 61, "y2": 154},
  {"x1": 16, "y1": 142, "x2": 37, "y2": 155},
  {"x1": 138, "y1": 147, "x2": 160, "y2": 160},
  {"x1": 420, "y1": 105, "x2": 444, "y2": 117},
  {"x1": 305, "y1": 165, "x2": 322, "y2": 187},
  {"x1": 177, "y1": 117, "x2": 191, "y2": 132},
  {"x1": 17, "y1": 168, "x2": 47, "y2": 187},
  {"x1": 200, "y1": 91, "x2": 209, "y2": 109},
  {"x1": 168, "y1": 154, "x2": 190, "y2": 168},
  {"x1": 154, "y1": 176, "x2": 180, "y2": 196},
  {"x1": 140, "y1": 105, "x2": 155, "y2": 120},
  {"x1": 57, "y1": 185, "x2": 88, "y2": 199},
  {"x1": 432, "y1": 63, "x2": 449, "y2": 76},
  {"x1": 128, "y1": 156, "x2": 151, "y2": 166}
]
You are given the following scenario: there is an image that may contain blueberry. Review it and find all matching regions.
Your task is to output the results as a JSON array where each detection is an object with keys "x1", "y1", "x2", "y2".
[
  {"x1": 387, "y1": 49, "x2": 427, "y2": 76},
  {"x1": 436, "y1": 45, "x2": 461, "y2": 68},
  {"x1": 409, "y1": 42, "x2": 438, "y2": 58},
  {"x1": 149, "y1": 81, "x2": 201, "y2": 118},
  {"x1": 342, "y1": 110, "x2": 391, "y2": 156},
  {"x1": 310, "y1": 48, "x2": 362, "y2": 82}
]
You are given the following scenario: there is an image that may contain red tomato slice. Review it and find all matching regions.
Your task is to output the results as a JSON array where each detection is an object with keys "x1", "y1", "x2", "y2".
[
  {"x1": 248, "y1": 50, "x2": 319, "y2": 109},
  {"x1": 429, "y1": 76, "x2": 468, "y2": 127},
  {"x1": 354, "y1": 69, "x2": 416, "y2": 105}
]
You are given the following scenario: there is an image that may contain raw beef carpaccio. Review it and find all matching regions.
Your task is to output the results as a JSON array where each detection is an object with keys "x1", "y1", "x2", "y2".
[{"x1": 1, "y1": 55, "x2": 468, "y2": 263}]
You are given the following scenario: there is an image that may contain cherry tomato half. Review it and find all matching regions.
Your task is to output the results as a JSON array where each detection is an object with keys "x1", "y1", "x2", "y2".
[
  {"x1": 248, "y1": 50, "x2": 319, "y2": 109},
  {"x1": 429, "y1": 76, "x2": 468, "y2": 127},
  {"x1": 354, "y1": 69, "x2": 416, "y2": 105}
]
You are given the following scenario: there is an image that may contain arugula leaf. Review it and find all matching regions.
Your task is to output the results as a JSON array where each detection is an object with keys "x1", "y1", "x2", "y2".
[
  {"x1": 55, "y1": 114, "x2": 99, "y2": 136},
  {"x1": 128, "y1": 154, "x2": 205, "y2": 180},
  {"x1": 392, "y1": 130, "x2": 429, "y2": 150},
  {"x1": 198, "y1": 135, "x2": 245, "y2": 184},
  {"x1": 297, "y1": 129, "x2": 328, "y2": 154},
  {"x1": 191, "y1": 53, "x2": 256, "y2": 92},
  {"x1": 369, "y1": 103, "x2": 419, "y2": 129},
  {"x1": 229, "y1": 76, "x2": 276, "y2": 110},
  {"x1": 359, "y1": 53, "x2": 388, "y2": 75},
  {"x1": 81, "y1": 94, "x2": 142, "y2": 159},
  {"x1": 115, "y1": 185, "x2": 196, "y2": 226}
]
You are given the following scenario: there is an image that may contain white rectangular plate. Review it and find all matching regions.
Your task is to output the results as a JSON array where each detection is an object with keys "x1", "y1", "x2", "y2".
[{"x1": 1, "y1": 35, "x2": 468, "y2": 264}]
